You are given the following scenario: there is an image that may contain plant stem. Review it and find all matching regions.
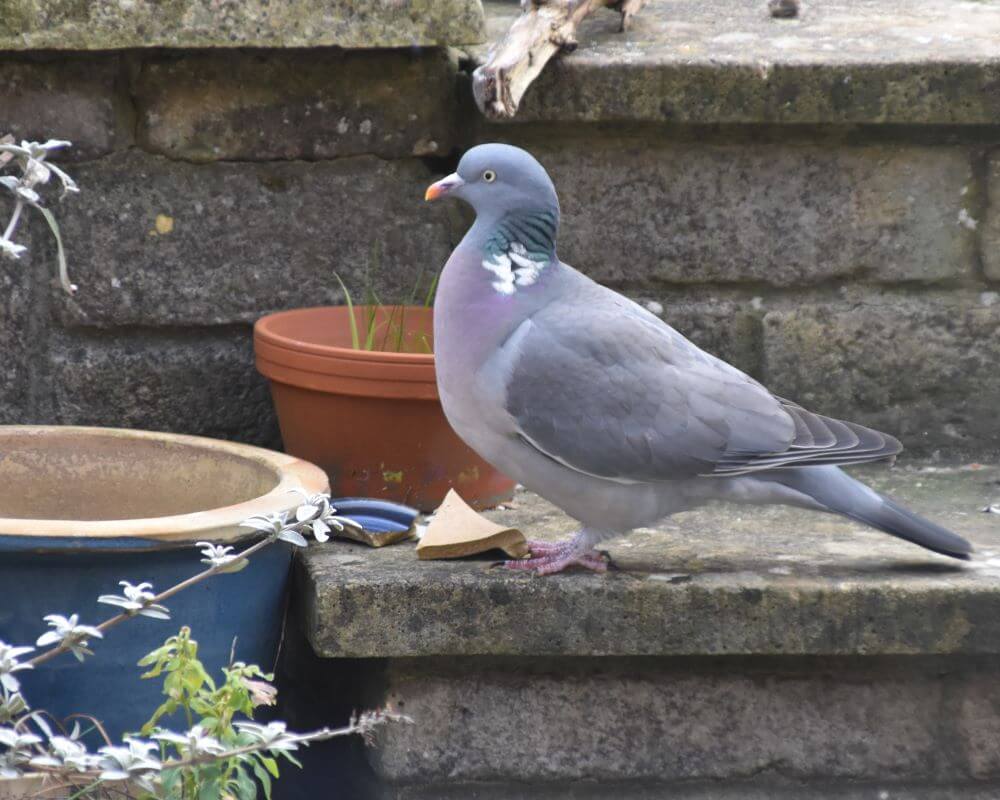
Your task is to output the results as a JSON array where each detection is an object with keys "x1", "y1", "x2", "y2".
[
  {"x1": 18, "y1": 712, "x2": 412, "y2": 787},
  {"x1": 165, "y1": 714, "x2": 408, "y2": 770},
  {"x1": 2, "y1": 198, "x2": 23, "y2": 242},
  {"x1": 25, "y1": 534, "x2": 280, "y2": 670}
]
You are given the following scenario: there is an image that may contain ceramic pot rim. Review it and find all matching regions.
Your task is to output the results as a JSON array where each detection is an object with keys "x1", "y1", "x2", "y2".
[
  {"x1": 0, "y1": 426, "x2": 329, "y2": 542},
  {"x1": 254, "y1": 305, "x2": 435, "y2": 366}
]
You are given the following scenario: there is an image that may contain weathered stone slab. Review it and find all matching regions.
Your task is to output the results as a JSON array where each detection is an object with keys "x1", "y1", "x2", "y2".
[
  {"x1": 391, "y1": 783, "x2": 1000, "y2": 800},
  {"x1": 985, "y1": 151, "x2": 1000, "y2": 282},
  {"x1": 54, "y1": 151, "x2": 454, "y2": 327},
  {"x1": 0, "y1": 0, "x2": 485, "y2": 50},
  {"x1": 137, "y1": 50, "x2": 458, "y2": 162},
  {"x1": 0, "y1": 57, "x2": 128, "y2": 161},
  {"x1": 476, "y1": 0, "x2": 1000, "y2": 124},
  {"x1": 509, "y1": 140, "x2": 976, "y2": 287},
  {"x1": 958, "y1": 671, "x2": 1000, "y2": 779},
  {"x1": 392, "y1": 777, "x2": 998, "y2": 800},
  {"x1": 372, "y1": 657, "x2": 970, "y2": 785},
  {"x1": 301, "y1": 466, "x2": 1000, "y2": 659},
  {"x1": 45, "y1": 328, "x2": 279, "y2": 446},
  {"x1": 762, "y1": 293, "x2": 1000, "y2": 456}
]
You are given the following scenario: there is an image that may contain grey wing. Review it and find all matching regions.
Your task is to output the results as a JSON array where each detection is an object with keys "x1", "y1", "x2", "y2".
[{"x1": 500, "y1": 296, "x2": 900, "y2": 482}]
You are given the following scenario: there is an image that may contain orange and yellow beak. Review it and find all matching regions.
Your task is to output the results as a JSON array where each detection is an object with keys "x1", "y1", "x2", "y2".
[{"x1": 425, "y1": 173, "x2": 464, "y2": 201}]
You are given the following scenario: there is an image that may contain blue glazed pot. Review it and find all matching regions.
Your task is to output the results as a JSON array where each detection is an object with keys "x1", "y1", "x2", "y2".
[
  {"x1": 0, "y1": 426, "x2": 329, "y2": 742},
  {"x1": 0, "y1": 534, "x2": 292, "y2": 740}
]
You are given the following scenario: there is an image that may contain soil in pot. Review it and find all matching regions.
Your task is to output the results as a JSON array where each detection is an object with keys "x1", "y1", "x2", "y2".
[{"x1": 254, "y1": 305, "x2": 515, "y2": 512}]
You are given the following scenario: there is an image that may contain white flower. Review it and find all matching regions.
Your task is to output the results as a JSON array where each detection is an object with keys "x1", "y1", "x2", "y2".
[
  {"x1": 197, "y1": 541, "x2": 248, "y2": 573},
  {"x1": 234, "y1": 721, "x2": 300, "y2": 752},
  {"x1": 0, "y1": 641, "x2": 34, "y2": 693},
  {"x1": 277, "y1": 527, "x2": 309, "y2": 547},
  {"x1": 29, "y1": 735, "x2": 103, "y2": 772},
  {"x1": 12, "y1": 185, "x2": 40, "y2": 205},
  {"x1": 97, "y1": 738, "x2": 162, "y2": 781},
  {"x1": 0, "y1": 139, "x2": 78, "y2": 197},
  {"x1": 0, "y1": 142, "x2": 34, "y2": 161},
  {"x1": 0, "y1": 726, "x2": 42, "y2": 778},
  {"x1": 0, "y1": 728, "x2": 42, "y2": 748},
  {"x1": 47, "y1": 164, "x2": 78, "y2": 196},
  {"x1": 241, "y1": 511, "x2": 288, "y2": 536},
  {"x1": 98, "y1": 581, "x2": 170, "y2": 620},
  {"x1": 153, "y1": 725, "x2": 226, "y2": 757},
  {"x1": 28, "y1": 139, "x2": 71, "y2": 156},
  {"x1": 241, "y1": 494, "x2": 361, "y2": 548},
  {"x1": 35, "y1": 614, "x2": 103, "y2": 662},
  {"x1": 12, "y1": 139, "x2": 71, "y2": 158},
  {"x1": 0, "y1": 690, "x2": 28, "y2": 721},
  {"x1": 22, "y1": 158, "x2": 50, "y2": 187},
  {"x1": 0, "y1": 140, "x2": 68, "y2": 164},
  {"x1": 240, "y1": 511, "x2": 310, "y2": 546},
  {"x1": 0, "y1": 759, "x2": 20, "y2": 779},
  {"x1": 0, "y1": 239, "x2": 26, "y2": 260},
  {"x1": 287, "y1": 491, "x2": 362, "y2": 544},
  {"x1": 198, "y1": 541, "x2": 233, "y2": 563}
]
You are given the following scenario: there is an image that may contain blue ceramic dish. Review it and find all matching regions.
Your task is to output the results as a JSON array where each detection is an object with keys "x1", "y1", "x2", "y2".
[{"x1": 331, "y1": 497, "x2": 419, "y2": 533}]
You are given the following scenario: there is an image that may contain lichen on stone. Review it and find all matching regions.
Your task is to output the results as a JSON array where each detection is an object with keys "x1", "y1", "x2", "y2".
[{"x1": 0, "y1": 0, "x2": 487, "y2": 49}]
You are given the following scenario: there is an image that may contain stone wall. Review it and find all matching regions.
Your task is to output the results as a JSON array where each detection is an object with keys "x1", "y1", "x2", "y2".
[{"x1": 2, "y1": 0, "x2": 999, "y2": 459}]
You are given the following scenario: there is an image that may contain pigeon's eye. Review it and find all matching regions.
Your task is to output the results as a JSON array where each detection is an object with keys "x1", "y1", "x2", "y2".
[{"x1": 482, "y1": 169, "x2": 497, "y2": 183}]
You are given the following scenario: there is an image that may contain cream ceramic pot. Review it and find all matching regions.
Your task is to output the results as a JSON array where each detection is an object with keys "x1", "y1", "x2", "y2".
[
  {"x1": 0, "y1": 425, "x2": 327, "y2": 540},
  {"x1": 0, "y1": 425, "x2": 328, "y2": 741}
]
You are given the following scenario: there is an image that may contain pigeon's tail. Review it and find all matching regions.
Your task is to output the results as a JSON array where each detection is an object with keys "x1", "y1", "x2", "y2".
[{"x1": 770, "y1": 465, "x2": 973, "y2": 560}]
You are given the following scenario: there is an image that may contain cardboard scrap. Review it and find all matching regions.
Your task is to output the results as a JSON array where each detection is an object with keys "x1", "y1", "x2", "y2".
[{"x1": 417, "y1": 489, "x2": 530, "y2": 560}]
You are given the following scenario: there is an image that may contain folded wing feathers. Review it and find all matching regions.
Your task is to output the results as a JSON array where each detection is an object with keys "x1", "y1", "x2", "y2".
[
  {"x1": 785, "y1": 404, "x2": 816, "y2": 449},
  {"x1": 709, "y1": 400, "x2": 902, "y2": 477},
  {"x1": 785, "y1": 403, "x2": 838, "y2": 449}
]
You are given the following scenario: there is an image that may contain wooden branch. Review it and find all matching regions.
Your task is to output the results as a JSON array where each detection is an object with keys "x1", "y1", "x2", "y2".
[{"x1": 472, "y1": 0, "x2": 646, "y2": 120}]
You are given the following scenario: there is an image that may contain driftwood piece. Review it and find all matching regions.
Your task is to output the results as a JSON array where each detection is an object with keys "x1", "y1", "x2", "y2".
[{"x1": 473, "y1": 0, "x2": 646, "y2": 119}]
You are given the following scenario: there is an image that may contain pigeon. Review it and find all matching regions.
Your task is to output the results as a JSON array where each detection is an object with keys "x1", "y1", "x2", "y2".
[{"x1": 425, "y1": 143, "x2": 972, "y2": 575}]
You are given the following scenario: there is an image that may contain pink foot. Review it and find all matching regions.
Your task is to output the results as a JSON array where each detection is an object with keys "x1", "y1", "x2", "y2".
[{"x1": 504, "y1": 538, "x2": 609, "y2": 575}]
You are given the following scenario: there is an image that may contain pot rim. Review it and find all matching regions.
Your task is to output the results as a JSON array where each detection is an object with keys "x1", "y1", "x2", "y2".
[
  {"x1": 0, "y1": 426, "x2": 329, "y2": 542},
  {"x1": 254, "y1": 305, "x2": 435, "y2": 366}
]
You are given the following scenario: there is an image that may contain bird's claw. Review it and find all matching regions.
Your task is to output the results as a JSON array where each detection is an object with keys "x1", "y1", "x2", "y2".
[{"x1": 502, "y1": 538, "x2": 610, "y2": 575}]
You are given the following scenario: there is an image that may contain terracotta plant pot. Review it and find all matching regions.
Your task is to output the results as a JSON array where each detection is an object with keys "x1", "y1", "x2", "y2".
[{"x1": 254, "y1": 305, "x2": 515, "y2": 512}]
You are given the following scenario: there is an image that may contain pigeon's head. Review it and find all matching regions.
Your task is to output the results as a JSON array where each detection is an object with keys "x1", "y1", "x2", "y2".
[{"x1": 424, "y1": 143, "x2": 559, "y2": 220}]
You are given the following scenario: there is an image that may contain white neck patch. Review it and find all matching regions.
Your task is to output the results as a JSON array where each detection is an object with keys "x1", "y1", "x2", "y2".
[{"x1": 482, "y1": 242, "x2": 549, "y2": 296}]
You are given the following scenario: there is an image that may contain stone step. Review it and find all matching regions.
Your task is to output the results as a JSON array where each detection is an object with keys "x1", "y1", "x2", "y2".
[
  {"x1": 295, "y1": 463, "x2": 1000, "y2": 796},
  {"x1": 371, "y1": 652, "x2": 1000, "y2": 789},
  {"x1": 473, "y1": 0, "x2": 1000, "y2": 125},
  {"x1": 301, "y1": 464, "x2": 1000, "y2": 659},
  {"x1": 0, "y1": 0, "x2": 485, "y2": 50},
  {"x1": 391, "y1": 782, "x2": 1000, "y2": 800}
]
